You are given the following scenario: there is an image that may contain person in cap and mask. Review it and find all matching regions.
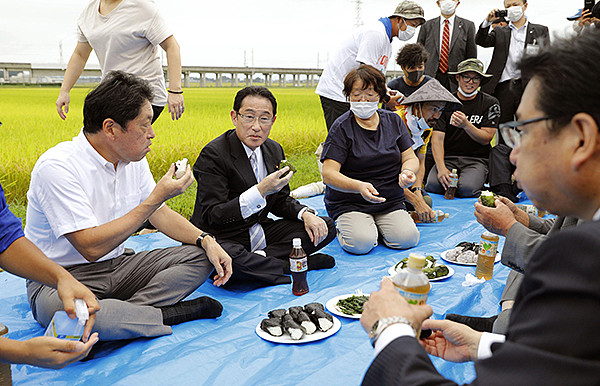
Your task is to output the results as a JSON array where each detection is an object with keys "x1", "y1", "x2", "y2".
[
  {"x1": 417, "y1": 0, "x2": 477, "y2": 93},
  {"x1": 315, "y1": 1, "x2": 426, "y2": 132},
  {"x1": 425, "y1": 58, "x2": 500, "y2": 198}
]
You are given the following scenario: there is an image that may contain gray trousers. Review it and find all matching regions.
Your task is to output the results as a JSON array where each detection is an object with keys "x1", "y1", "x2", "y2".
[
  {"x1": 27, "y1": 245, "x2": 213, "y2": 341},
  {"x1": 492, "y1": 269, "x2": 523, "y2": 334},
  {"x1": 426, "y1": 156, "x2": 488, "y2": 198}
]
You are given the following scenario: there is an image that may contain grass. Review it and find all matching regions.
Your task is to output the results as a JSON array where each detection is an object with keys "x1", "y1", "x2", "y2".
[{"x1": 0, "y1": 87, "x2": 325, "y2": 223}]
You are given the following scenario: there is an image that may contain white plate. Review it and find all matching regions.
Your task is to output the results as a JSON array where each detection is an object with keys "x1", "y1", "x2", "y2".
[
  {"x1": 387, "y1": 265, "x2": 455, "y2": 281},
  {"x1": 440, "y1": 249, "x2": 501, "y2": 266},
  {"x1": 255, "y1": 315, "x2": 341, "y2": 344},
  {"x1": 326, "y1": 294, "x2": 368, "y2": 319}
]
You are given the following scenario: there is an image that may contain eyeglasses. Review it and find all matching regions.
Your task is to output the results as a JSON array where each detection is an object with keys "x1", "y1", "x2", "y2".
[
  {"x1": 499, "y1": 116, "x2": 551, "y2": 148},
  {"x1": 236, "y1": 112, "x2": 274, "y2": 126},
  {"x1": 460, "y1": 75, "x2": 482, "y2": 84}
]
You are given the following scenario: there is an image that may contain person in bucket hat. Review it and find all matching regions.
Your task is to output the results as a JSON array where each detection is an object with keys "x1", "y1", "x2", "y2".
[
  {"x1": 394, "y1": 79, "x2": 461, "y2": 222},
  {"x1": 425, "y1": 58, "x2": 500, "y2": 198}
]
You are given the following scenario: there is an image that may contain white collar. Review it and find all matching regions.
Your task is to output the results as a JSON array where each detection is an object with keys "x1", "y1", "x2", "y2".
[
  {"x1": 241, "y1": 141, "x2": 262, "y2": 160},
  {"x1": 509, "y1": 18, "x2": 528, "y2": 32},
  {"x1": 593, "y1": 208, "x2": 600, "y2": 221},
  {"x1": 441, "y1": 14, "x2": 456, "y2": 26}
]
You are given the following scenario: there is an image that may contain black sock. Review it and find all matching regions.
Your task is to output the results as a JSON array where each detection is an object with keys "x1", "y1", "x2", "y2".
[
  {"x1": 160, "y1": 297, "x2": 223, "y2": 326},
  {"x1": 445, "y1": 313, "x2": 498, "y2": 332}
]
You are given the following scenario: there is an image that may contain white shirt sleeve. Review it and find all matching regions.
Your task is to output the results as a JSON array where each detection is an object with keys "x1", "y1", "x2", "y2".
[
  {"x1": 477, "y1": 332, "x2": 506, "y2": 360},
  {"x1": 482, "y1": 19, "x2": 492, "y2": 29},
  {"x1": 355, "y1": 30, "x2": 389, "y2": 71},
  {"x1": 145, "y1": 4, "x2": 173, "y2": 46},
  {"x1": 239, "y1": 185, "x2": 267, "y2": 219},
  {"x1": 373, "y1": 323, "x2": 416, "y2": 357},
  {"x1": 31, "y1": 161, "x2": 99, "y2": 238}
]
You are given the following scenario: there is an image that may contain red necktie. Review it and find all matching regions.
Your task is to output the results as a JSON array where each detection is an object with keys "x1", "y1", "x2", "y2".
[{"x1": 439, "y1": 19, "x2": 450, "y2": 73}]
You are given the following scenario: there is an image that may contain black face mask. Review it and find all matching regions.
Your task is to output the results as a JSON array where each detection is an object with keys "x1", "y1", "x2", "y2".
[{"x1": 405, "y1": 70, "x2": 424, "y2": 83}]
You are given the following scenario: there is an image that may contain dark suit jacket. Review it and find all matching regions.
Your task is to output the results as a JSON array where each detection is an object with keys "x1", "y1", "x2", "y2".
[
  {"x1": 476, "y1": 21, "x2": 550, "y2": 94},
  {"x1": 417, "y1": 16, "x2": 477, "y2": 91},
  {"x1": 190, "y1": 129, "x2": 305, "y2": 244},
  {"x1": 362, "y1": 220, "x2": 600, "y2": 385}
]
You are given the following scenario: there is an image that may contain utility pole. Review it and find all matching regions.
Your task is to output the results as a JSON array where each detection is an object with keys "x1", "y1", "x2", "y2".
[{"x1": 354, "y1": 0, "x2": 363, "y2": 29}]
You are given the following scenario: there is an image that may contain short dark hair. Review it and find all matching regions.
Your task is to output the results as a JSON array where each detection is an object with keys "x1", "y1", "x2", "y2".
[
  {"x1": 233, "y1": 86, "x2": 277, "y2": 116},
  {"x1": 342, "y1": 64, "x2": 387, "y2": 102},
  {"x1": 396, "y1": 43, "x2": 429, "y2": 69},
  {"x1": 519, "y1": 29, "x2": 600, "y2": 133},
  {"x1": 83, "y1": 71, "x2": 153, "y2": 134}
]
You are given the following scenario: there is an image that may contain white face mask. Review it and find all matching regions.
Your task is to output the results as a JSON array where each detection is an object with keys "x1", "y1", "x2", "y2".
[
  {"x1": 507, "y1": 5, "x2": 524, "y2": 23},
  {"x1": 397, "y1": 19, "x2": 417, "y2": 41},
  {"x1": 439, "y1": 0, "x2": 457, "y2": 16},
  {"x1": 350, "y1": 101, "x2": 379, "y2": 119},
  {"x1": 458, "y1": 85, "x2": 478, "y2": 98}
]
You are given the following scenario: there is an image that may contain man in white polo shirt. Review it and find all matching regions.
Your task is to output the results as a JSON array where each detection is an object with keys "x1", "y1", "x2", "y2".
[{"x1": 26, "y1": 71, "x2": 232, "y2": 342}]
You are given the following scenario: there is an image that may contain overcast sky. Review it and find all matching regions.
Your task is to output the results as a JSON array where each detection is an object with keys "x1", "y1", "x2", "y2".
[{"x1": 0, "y1": 0, "x2": 578, "y2": 71}]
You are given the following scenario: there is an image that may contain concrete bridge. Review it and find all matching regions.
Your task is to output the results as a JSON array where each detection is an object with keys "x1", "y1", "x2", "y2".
[{"x1": 0, "y1": 62, "x2": 404, "y2": 87}]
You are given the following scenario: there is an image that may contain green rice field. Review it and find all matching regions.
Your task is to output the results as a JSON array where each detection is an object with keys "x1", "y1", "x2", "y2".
[{"x1": 0, "y1": 86, "x2": 326, "y2": 221}]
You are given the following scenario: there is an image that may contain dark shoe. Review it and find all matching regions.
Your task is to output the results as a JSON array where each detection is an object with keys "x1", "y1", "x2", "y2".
[
  {"x1": 307, "y1": 253, "x2": 335, "y2": 271},
  {"x1": 283, "y1": 253, "x2": 335, "y2": 274},
  {"x1": 445, "y1": 313, "x2": 498, "y2": 332},
  {"x1": 160, "y1": 296, "x2": 223, "y2": 326}
]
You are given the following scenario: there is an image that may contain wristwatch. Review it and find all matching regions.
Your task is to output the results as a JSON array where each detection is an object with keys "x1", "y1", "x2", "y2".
[
  {"x1": 409, "y1": 186, "x2": 424, "y2": 193},
  {"x1": 304, "y1": 207, "x2": 318, "y2": 216},
  {"x1": 369, "y1": 316, "x2": 415, "y2": 347},
  {"x1": 195, "y1": 232, "x2": 214, "y2": 248}
]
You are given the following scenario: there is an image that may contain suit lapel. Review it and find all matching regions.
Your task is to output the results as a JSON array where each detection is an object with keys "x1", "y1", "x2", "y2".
[
  {"x1": 261, "y1": 141, "x2": 278, "y2": 175},
  {"x1": 526, "y1": 24, "x2": 537, "y2": 45},
  {"x1": 228, "y1": 132, "x2": 259, "y2": 188},
  {"x1": 432, "y1": 17, "x2": 441, "y2": 55},
  {"x1": 449, "y1": 17, "x2": 462, "y2": 52}
]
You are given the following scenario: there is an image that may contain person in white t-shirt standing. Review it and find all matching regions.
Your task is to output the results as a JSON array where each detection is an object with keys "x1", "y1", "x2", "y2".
[
  {"x1": 56, "y1": 0, "x2": 184, "y2": 122},
  {"x1": 315, "y1": 1, "x2": 425, "y2": 132}
]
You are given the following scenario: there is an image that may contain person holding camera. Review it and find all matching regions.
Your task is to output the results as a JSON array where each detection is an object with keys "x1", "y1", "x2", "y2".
[
  {"x1": 570, "y1": 4, "x2": 600, "y2": 34},
  {"x1": 476, "y1": 0, "x2": 549, "y2": 202}
]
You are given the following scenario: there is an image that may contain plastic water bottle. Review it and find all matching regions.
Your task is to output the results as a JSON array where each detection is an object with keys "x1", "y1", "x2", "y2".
[
  {"x1": 444, "y1": 169, "x2": 459, "y2": 199},
  {"x1": 410, "y1": 210, "x2": 449, "y2": 223},
  {"x1": 44, "y1": 299, "x2": 89, "y2": 341},
  {"x1": 391, "y1": 253, "x2": 431, "y2": 337},
  {"x1": 290, "y1": 238, "x2": 309, "y2": 296},
  {"x1": 475, "y1": 231, "x2": 499, "y2": 280}
]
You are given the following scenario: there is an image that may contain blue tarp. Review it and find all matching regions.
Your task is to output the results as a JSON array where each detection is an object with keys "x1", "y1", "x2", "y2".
[{"x1": 1, "y1": 193, "x2": 531, "y2": 385}]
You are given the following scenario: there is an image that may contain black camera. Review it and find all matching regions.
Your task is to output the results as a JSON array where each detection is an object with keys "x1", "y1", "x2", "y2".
[
  {"x1": 495, "y1": 9, "x2": 508, "y2": 18},
  {"x1": 584, "y1": 0, "x2": 595, "y2": 13}
]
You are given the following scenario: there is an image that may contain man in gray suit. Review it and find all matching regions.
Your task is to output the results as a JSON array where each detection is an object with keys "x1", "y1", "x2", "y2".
[{"x1": 417, "y1": 0, "x2": 477, "y2": 92}]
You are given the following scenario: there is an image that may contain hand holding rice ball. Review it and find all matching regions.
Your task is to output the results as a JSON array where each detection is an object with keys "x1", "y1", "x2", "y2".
[{"x1": 174, "y1": 158, "x2": 188, "y2": 179}]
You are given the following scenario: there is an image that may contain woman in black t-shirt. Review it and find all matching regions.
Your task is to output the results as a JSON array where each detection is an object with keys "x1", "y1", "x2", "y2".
[{"x1": 321, "y1": 65, "x2": 420, "y2": 255}]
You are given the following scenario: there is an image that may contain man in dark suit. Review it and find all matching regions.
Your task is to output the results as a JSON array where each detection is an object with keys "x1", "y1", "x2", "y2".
[
  {"x1": 417, "y1": 0, "x2": 477, "y2": 93},
  {"x1": 360, "y1": 29, "x2": 600, "y2": 385},
  {"x1": 476, "y1": 1, "x2": 549, "y2": 202},
  {"x1": 191, "y1": 86, "x2": 336, "y2": 287},
  {"x1": 476, "y1": 0, "x2": 549, "y2": 123}
]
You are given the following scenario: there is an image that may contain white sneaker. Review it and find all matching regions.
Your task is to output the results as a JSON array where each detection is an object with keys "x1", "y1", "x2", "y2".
[{"x1": 290, "y1": 181, "x2": 325, "y2": 199}]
